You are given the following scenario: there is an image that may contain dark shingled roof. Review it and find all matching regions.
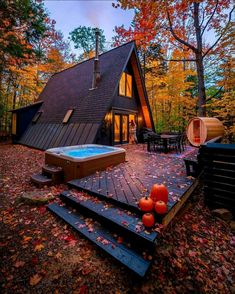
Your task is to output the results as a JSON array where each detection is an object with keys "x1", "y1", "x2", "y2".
[
  {"x1": 38, "y1": 41, "x2": 134, "y2": 124},
  {"x1": 19, "y1": 42, "x2": 149, "y2": 150}
]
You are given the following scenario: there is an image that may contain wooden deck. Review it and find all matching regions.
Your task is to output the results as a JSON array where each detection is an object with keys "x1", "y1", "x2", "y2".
[
  {"x1": 68, "y1": 144, "x2": 198, "y2": 224},
  {"x1": 48, "y1": 144, "x2": 199, "y2": 276}
]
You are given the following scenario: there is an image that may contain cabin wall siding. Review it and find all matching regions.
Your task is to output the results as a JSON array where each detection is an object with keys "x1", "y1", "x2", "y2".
[
  {"x1": 12, "y1": 104, "x2": 42, "y2": 143},
  {"x1": 112, "y1": 61, "x2": 139, "y2": 111},
  {"x1": 19, "y1": 122, "x2": 99, "y2": 150}
]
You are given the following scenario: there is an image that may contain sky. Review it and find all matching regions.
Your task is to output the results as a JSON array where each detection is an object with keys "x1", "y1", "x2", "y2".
[
  {"x1": 43, "y1": 0, "x2": 218, "y2": 56},
  {"x1": 44, "y1": 0, "x2": 134, "y2": 52}
]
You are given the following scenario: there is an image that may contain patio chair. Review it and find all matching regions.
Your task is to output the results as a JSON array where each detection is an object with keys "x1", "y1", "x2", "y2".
[
  {"x1": 168, "y1": 135, "x2": 181, "y2": 153},
  {"x1": 153, "y1": 136, "x2": 164, "y2": 152},
  {"x1": 180, "y1": 133, "x2": 187, "y2": 151}
]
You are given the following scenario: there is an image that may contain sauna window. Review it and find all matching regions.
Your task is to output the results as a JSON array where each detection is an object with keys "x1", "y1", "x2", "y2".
[
  {"x1": 32, "y1": 111, "x2": 42, "y2": 123},
  {"x1": 63, "y1": 109, "x2": 74, "y2": 123},
  {"x1": 12, "y1": 113, "x2": 17, "y2": 135},
  {"x1": 119, "y1": 72, "x2": 132, "y2": 98}
]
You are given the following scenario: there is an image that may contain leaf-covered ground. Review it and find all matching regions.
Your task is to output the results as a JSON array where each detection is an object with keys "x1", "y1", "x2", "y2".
[{"x1": 0, "y1": 144, "x2": 234, "y2": 294}]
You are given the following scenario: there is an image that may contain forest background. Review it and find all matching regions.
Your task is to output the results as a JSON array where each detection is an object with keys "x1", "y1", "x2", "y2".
[{"x1": 0, "y1": 0, "x2": 234, "y2": 141}]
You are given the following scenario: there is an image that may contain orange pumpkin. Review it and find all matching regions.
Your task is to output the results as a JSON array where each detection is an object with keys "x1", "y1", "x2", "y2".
[
  {"x1": 150, "y1": 184, "x2": 168, "y2": 204},
  {"x1": 139, "y1": 196, "x2": 154, "y2": 212},
  {"x1": 142, "y1": 213, "x2": 155, "y2": 227},
  {"x1": 155, "y1": 200, "x2": 167, "y2": 214}
]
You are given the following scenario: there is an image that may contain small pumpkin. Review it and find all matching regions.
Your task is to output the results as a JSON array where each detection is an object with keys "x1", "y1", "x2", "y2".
[
  {"x1": 139, "y1": 196, "x2": 154, "y2": 212},
  {"x1": 155, "y1": 200, "x2": 167, "y2": 215},
  {"x1": 150, "y1": 184, "x2": 168, "y2": 204},
  {"x1": 142, "y1": 213, "x2": 155, "y2": 227}
]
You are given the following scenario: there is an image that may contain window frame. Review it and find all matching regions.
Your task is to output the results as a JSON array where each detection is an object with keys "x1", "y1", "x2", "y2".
[
  {"x1": 32, "y1": 111, "x2": 42, "y2": 124},
  {"x1": 118, "y1": 72, "x2": 132, "y2": 98},
  {"x1": 63, "y1": 109, "x2": 74, "y2": 124}
]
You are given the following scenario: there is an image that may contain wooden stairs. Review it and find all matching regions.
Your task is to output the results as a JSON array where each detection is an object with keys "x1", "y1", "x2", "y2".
[
  {"x1": 47, "y1": 189, "x2": 159, "y2": 277},
  {"x1": 31, "y1": 164, "x2": 64, "y2": 187}
]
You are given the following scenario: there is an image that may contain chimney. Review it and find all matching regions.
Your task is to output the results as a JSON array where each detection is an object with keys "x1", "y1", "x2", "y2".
[{"x1": 92, "y1": 28, "x2": 101, "y2": 89}]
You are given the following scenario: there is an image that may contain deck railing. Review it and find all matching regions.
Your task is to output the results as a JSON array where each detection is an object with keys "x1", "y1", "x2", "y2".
[{"x1": 198, "y1": 142, "x2": 235, "y2": 214}]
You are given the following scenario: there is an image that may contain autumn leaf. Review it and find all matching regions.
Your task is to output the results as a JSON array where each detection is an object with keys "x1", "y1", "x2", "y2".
[
  {"x1": 117, "y1": 236, "x2": 123, "y2": 244},
  {"x1": 29, "y1": 274, "x2": 42, "y2": 286},
  {"x1": 191, "y1": 224, "x2": 199, "y2": 232},
  {"x1": 31, "y1": 257, "x2": 39, "y2": 265},
  {"x1": 14, "y1": 260, "x2": 25, "y2": 268},
  {"x1": 23, "y1": 236, "x2": 32, "y2": 242},
  {"x1": 34, "y1": 244, "x2": 44, "y2": 251},
  {"x1": 55, "y1": 252, "x2": 62, "y2": 259},
  {"x1": 78, "y1": 284, "x2": 88, "y2": 294}
]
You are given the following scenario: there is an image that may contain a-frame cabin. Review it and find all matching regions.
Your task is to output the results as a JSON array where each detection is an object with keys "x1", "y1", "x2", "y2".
[{"x1": 11, "y1": 40, "x2": 154, "y2": 150}]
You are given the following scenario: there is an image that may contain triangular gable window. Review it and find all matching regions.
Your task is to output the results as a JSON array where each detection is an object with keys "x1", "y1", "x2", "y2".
[
  {"x1": 63, "y1": 109, "x2": 74, "y2": 123},
  {"x1": 32, "y1": 111, "x2": 42, "y2": 123},
  {"x1": 119, "y1": 72, "x2": 132, "y2": 98}
]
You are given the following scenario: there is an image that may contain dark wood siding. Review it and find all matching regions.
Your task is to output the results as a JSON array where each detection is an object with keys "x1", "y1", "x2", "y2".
[
  {"x1": 20, "y1": 123, "x2": 99, "y2": 150},
  {"x1": 11, "y1": 103, "x2": 42, "y2": 143},
  {"x1": 112, "y1": 62, "x2": 139, "y2": 111}
]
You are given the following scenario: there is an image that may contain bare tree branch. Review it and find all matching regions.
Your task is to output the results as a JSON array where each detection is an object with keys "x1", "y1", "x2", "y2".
[
  {"x1": 206, "y1": 86, "x2": 223, "y2": 101},
  {"x1": 165, "y1": 2, "x2": 197, "y2": 52},
  {"x1": 201, "y1": 0, "x2": 219, "y2": 37},
  {"x1": 203, "y1": 6, "x2": 235, "y2": 58},
  {"x1": 199, "y1": 5, "x2": 206, "y2": 28},
  {"x1": 163, "y1": 58, "x2": 196, "y2": 62}
]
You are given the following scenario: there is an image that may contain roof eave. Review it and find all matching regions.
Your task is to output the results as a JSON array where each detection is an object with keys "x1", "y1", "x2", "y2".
[{"x1": 9, "y1": 101, "x2": 43, "y2": 112}]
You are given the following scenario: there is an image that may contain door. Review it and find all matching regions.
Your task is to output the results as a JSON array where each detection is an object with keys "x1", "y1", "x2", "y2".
[
  {"x1": 122, "y1": 115, "x2": 128, "y2": 143},
  {"x1": 114, "y1": 114, "x2": 129, "y2": 144},
  {"x1": 114, "y1": 114, "x2": 121, "y2": 143}
]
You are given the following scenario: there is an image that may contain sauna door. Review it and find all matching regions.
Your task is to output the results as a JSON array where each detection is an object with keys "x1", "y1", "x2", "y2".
[
  {"x1": 193, "y1": 119, "x2": 200, "y2": 143},
  {"x1": 114, "y1": 114, "x2": 129, "y2": 144}
]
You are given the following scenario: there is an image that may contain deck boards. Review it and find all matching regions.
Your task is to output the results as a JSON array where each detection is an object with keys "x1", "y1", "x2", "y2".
[
  {"x1": 59, "y1": 191, "x2": 158, "y2": 246},
  {"x1": 68, "y1": 145, "x2": 198, "y2": 215},
  {"x1": 48, "y1": 203, "x2": 151, "y2": 277}
]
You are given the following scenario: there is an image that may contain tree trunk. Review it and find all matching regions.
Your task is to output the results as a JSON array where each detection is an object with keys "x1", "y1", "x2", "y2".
[
  {"x1": 194, "y1": 2, "x2": 207, "y2": 117},
  {"x1": 195, "y1": 53, "x2": 206, "y2": 116},
  {"x1": 12, "y1": 84, "x2": 17, "y2": 110}
]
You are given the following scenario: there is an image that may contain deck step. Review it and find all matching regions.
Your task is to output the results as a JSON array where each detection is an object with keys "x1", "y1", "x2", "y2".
[
  {"x1": 30, "y1": 173, "x2": 52, "y2": 187},
  {"x1": 42, "y1": 164, "x2": 63, "y2": 175},
  {"x1": 47, "y1": 203, "x2": 152, "y2": 277},
  {"x1": 42, "y1": 164, "x2": 64, "y2": 184},
  {"x1": 60, "y1": 191, "x2": 158, "y2": 249},
  {"x1": 67, "y1": 179, "x2": 141, "y2": 215}
]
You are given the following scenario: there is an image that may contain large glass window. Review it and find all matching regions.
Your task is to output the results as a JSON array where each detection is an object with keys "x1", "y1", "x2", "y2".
[
  {"x1": 119, "y1": 72, "x2": 132, "y2": 98},
  {"x1": 122, "y1": 115, "x2": 128, "y2": 142},
  {"x1": 126, "y1": 74, "x2": 132, "y2": 97},
  {"x1": 119, "y1": 73, "x2": 126, "y2": 96},
  {"x1": 114, "y1": 115, "x2": 121, "y2": 143}
]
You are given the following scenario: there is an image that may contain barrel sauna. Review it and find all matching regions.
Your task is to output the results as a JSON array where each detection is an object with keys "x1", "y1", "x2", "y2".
[{"x1": 187, "y1": 117, "x2": 224, "y2": 147}]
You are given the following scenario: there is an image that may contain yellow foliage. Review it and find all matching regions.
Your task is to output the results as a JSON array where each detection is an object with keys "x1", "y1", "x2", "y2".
[
  {"x1": 146, "y1": 49, "x2": 196, "y2": 132},
  {"x1": 209, "y1": 23, "x2": 235, "y2": 142}
]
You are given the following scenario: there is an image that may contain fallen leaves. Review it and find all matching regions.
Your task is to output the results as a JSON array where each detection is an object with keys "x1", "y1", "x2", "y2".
[
  {"x1": 23, "y1": 236, "x2": 32, "y2": 243},
  {"x1": 34, "y1": 244, "x2": 44, "y2": 251},
  {"x1": 55, "y1": 252, "x2": 62, "y2": 259},
  {"x1": 0, "y1": 144, "x2": 234, "y2": 293},
  {"x1": 14, "y1": 260, "x2": 25, "y2": 268},
  {"x1": 29, "y1": 274, "x2": 42, "y2": 286}
]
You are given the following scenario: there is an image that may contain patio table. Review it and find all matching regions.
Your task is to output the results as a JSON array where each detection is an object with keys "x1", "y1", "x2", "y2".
[
  {"x1": 160, "y1": 134, "x2": 179, "y2": 153},
  {"x1": 147, "y1": 134, "x2": 179, "y2": 153}
]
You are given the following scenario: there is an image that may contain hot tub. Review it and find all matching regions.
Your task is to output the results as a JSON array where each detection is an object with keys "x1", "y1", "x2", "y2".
[{"x1": 45, "y1": 144, "x2": 126, "y2": 182}]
